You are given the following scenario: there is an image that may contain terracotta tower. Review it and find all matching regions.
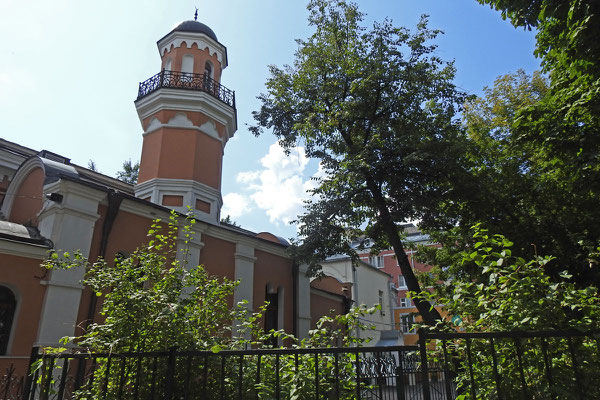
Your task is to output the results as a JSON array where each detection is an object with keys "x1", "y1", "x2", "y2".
[{"x1": 134, "y1": 18, "x2": 236, "y2": 223}]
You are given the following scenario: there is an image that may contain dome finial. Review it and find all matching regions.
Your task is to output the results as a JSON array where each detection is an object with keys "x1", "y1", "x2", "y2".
[{"x1": 194, "y1": 7, "x2": 198, "y2": 21}]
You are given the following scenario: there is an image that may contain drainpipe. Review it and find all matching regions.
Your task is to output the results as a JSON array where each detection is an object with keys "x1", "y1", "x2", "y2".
[
  {"x1": 85, "y1": 191, "x2": 123, "y2": 328},
  {"x1": 352, "y1": 262, "x2": 360, "y2": 343},
  {"x1": 292, "y1": 262, "x2": 298, "y2": 338}
]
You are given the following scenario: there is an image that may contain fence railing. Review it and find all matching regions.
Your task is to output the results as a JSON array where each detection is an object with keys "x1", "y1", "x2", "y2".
[
  {"x1": 15, "y1": 345, "x2": 447, "y2": 400},
  {"x1": 3, "y1": 329, "x2": 599, "y2": 400},
  {"x1": 136, "y1": 70, "x2": 236, "y2": 108},
  {"x1": 419, "y1": 328, "x2": 600, "y2": 400}
]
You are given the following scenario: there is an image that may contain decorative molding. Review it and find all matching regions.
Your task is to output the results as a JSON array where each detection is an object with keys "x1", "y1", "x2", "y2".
[
  {"x1": 1, "y1": 157, "x2": 44, "y2": 219},
  {"x1": 168, "y1": 112, "x2": 195, "y2": 128},
  {"x1": 142, "y1": 114, "x2": 222, "y2": 143},
  {"x1": 234, "y1": 252, "x2": 257, "y2": 263},
  {"x1": 157, "y1": 31, "x2": 227, "y2": 68},
  {"x1": 135, "y1": 89, "x2": 236, "y2": 144}
]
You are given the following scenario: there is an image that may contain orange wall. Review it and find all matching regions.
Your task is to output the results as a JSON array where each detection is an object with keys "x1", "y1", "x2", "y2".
[
  {"x1": 8, "y1": 167, "x2": 44, "y2": 226},
  {"x1": 161, "y1": 42, "x2": 223, "y2": 82},
  {"x1": 0, "y1": 254, "x2": 47, "y2": 374},
  {"x1": 138, "y1": 125, "x2": 223, "y2": 189},
  {"x1": 253, "y1": 250, "x2": 294, "y2": 334}
]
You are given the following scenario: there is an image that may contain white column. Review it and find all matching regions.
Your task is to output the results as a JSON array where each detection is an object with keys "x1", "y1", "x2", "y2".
[
  {"x1": 296, "y1": 263, "x2": 311, "y2": 339},
  {"x1": 233, "y1": 243, "x2": 256, "y2": 338},
  {"x1": 36, "y1": 180, "x2": 104, "y2": 347}
]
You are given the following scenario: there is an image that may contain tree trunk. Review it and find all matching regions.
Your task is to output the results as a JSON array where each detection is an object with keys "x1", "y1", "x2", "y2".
[{"x1": 364, "y1": 176, "x2": 442, "y2": 326}]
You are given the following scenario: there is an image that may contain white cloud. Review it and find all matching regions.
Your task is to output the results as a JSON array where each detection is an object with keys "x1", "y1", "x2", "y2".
[
  {"x1": 221, "y1": 192, "x2": 251, "y2": 219},
  {"x1": 235, "y1": 143, "x2": 318, "y2": 225}
]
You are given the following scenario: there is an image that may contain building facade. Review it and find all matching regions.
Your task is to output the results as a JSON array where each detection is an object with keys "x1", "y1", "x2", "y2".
[{"x1": 0, "y1": 19, "x2": 322, "y2": 374}]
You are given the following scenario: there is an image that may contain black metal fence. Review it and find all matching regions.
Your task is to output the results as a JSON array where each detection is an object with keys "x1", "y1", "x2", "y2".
[
  {"x1": 136, "y1": 70, "x2": 236, "y2": 108},
  {"x1": 3, "y1": 329, "x2": 599, "y2": 399},
  {"x1": 419, "y1": 329, "x2": 600, "y2": 400},
  {"x1": 14, "y1": 345, "x2": 447, "y2": 400}
]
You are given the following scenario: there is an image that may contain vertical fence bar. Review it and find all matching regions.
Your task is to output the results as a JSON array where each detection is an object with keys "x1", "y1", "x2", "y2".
[
  {"x1": 57, "y1": 357, "x2": 69, "y2": 400},
  {"x1": 396, "y1": 350, "x2": 406, "y2": 400},
  {"x1": 418, "y1": 330, "x2": 432, "y2": 400},
  {"x1": 315, "y1": 353, "x2": 319, "y2": 400},
  {"x1": 276, "y1": 354, "x2": 280, "y2": 400},
  {"x1": 202, "y1": 355, "x2": 209, "y2": 400},
  {"x1": 442, "y1": 340, "x2": 453, "y2": 400},
  {"x1": 567, "y1": 336, "x2": 584, "y2": 400},
  {"x1": 489, "y1": 338, "x2": 503, "y2": 400},
  {"x1": 183, "y1": 355, "x2": 192, "y2": 400},
  {"x1": 540, "y1": 338, "x2": 556, "y2": 400},
  {"x1": 23, "y1": 346, "x2": 40, "y2": 400},
  {"x1": 117, "y1": 356, "x2": 127, "y2": 400},
  {"x1": 220, "y1": 354, "x2": 225, "y2": 400},
  {"x1": 376, "y1": 351, "x2": 384, "y2": 400},
  {"x1": 238, "y1": 355, "x2": 244, "y2": 400},
  {"x1": 164, "y1": 347, "x2": 177, "y2": 400},
  {"x1": 513, "y1": 337, "x2": 528, "y2": 399},
  {"x1": 465, "y1": 338, "x2": 476, "y2": 399},
  {"x1": 102, "y1": 353, "x2": 113, "y2": 399},
  {"x1": 133, "y1": 354, "x2": 142, "y2": 400},
  {"x1": 255, "y1": 354, "x2": 261, "y2": 400},
  {"x1": 355, "y1": 350, "x2": 361, "y2": 400},
  {"x1": 41, "y1": 356, "x2": 55, "y2": 400},
  {"x1": 149, "y1": 356, "x2": 158, "y2": 400},
  {"x1": 334, "y1": 352, "x2": 340, "y2": 400}
]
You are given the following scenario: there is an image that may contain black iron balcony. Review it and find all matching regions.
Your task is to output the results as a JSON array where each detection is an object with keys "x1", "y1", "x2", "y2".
[{"x1": 136, "y1": 70, "x2": 235, "y2": 108}]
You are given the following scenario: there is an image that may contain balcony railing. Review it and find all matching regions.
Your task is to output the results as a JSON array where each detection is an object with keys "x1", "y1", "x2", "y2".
[{"x1": 137, "y1": 70, "x2": 235, "y2": 108}]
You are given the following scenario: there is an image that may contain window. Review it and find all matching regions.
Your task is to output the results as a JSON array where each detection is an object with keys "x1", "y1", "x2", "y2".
[
  {"x1": 204, "y1": 61, "x2": 213, "y2": 79},
  {"x1": 181, "y1": 55, "x2": 194, "y2": 75},
  {"x1": 164, "y1": 57, "x2": 172, "y2": 71},
  {"x1": 399, "y1": 297, "x2": 412, "y2": 308},
  {"x1": 397, "y1": 275, "x2": 406, "y2": 288},
  {"x1": 378, "y1": 290, "x2": 384, "y2": 315},
  {"x1": 0, "y1": 286, "x2": 16, "y2": 355},
  {"x1": 264, "y1": 287, "x2": 278, "y2": 347},
  {"x1": 399, "y1": 314, "x2": 416, "y2": 334},
  {"x1": 368, "y1": 255, "x2": 384, "y2": 268}
]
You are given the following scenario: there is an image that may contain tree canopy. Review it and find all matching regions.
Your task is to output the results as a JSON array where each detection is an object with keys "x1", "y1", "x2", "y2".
[
  {"x1": 252, "y1": 0, "x2": 470, "y2": 324},
  {"x1": 116, "y1": 159, "x2": 139, "y2": 185}
]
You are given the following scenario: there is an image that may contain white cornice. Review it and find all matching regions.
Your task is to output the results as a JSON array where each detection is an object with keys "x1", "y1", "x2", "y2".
[
  {"x1": 0, "y1": 149, "x2": 26, "y2": 172},
  {"x1": 134, "y1": 89, "x2": 237, "y2": 142},
  {"x1": 119, "y1": 198, "x2": 171, "y2": 220},
  {"x1": 157, "y1": 32, "x2": 227, "y2": 68},
  {"x1": 0, "y1": 238, "x2": 49, "y2": 259}
]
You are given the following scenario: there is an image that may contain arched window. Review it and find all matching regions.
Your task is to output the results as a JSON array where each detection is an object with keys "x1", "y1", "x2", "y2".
[
  {"x1": 264, "y1": 285, "x2": 278, "y2": 347},
  {"x1": 164, "y1": 57, "x2": 172, "y2": 71},
  {"x1": 204, "y1": 61, "x2": 213, "y2": 79},
  {"x1": 181, "y1": 55, "x2": 194, "y2": 75},
  {"x1": 0, "y1": 286, "x2": 16, "y2": 355}
]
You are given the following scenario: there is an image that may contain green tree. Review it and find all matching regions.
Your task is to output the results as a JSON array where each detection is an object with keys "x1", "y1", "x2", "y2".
[
  {"x1": 116, "y1": 159, "x2": 139, "y2": 185},
  {"x1": 421, "y1": 69, "x2": 600, "y2": 285},
  {"x1": 251, "y1": 0, "x2": 470, "y2": 325},
  {"x1": 87, "y1": 159, "x2": 98, "y2": 172},
  {"x1": 429, "y1": 226, "x2": 600, "y2": 398},
  {"x1": 474, "y1": 2, "x2": 600, "y2": 276}
]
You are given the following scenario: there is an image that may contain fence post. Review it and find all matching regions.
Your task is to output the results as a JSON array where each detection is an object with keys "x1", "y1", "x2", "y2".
[
  {"x1": 164, "y1": 346, "x2": 177, "y2": 400},
  {"x1": 22, "y1": 346, "x2": 40, "y2": 400},
  {"x1": 418, "y1": 329, "x2": 432, "y2": 400},
  {"x1": 395, "y1": 350, "x2": 406, "y2": 400}
]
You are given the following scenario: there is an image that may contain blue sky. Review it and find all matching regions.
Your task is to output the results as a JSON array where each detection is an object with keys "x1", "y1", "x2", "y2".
[{"x1": 0, "y1": 0, "x2": 540, "y2": 239}]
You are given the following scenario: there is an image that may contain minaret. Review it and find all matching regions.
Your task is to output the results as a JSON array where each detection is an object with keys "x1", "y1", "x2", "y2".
[{"x1": 134, "y1": 16, "x2": 236, "y2": 223}]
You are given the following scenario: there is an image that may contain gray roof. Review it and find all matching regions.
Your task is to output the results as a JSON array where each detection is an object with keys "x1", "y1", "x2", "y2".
[
  {"x1": 172, "y1": 20, "x2": 218, "y2": 42},
  {"x1": 0, "y1": 220, "x2": 52, "y2": 247}
]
